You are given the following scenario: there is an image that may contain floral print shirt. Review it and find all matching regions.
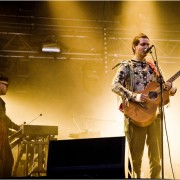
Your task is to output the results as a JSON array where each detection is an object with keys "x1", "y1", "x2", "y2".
[{"x1": 111, "y1": 59, "x2": 159, "y2": 103}]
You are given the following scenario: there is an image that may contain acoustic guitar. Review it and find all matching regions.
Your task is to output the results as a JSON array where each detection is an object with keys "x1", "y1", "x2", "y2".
[{"x1": 121, "y1": 70, "x2": 180, "y2": 127}]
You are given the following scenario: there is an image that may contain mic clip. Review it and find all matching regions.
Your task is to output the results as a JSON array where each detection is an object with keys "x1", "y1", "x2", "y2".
[{"x1": 144, "y1": 45, "x2": 154, "y2": 54}]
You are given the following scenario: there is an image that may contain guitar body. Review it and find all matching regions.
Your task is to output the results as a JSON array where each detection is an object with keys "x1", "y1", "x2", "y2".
[
  {"x1": 142, "y1": 81, "x2": 170, "y2": 105},
  {"x1": 122, "y1": 81, "x2": 170, "y2": 127},
  {"x1": 123, "y1": 100, "x2": 158, "y2": 127},
  {"x1": 121, "y1": 70, "x2": 179, "y2": 127}
]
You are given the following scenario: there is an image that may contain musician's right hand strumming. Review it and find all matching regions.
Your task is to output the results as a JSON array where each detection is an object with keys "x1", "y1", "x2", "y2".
[{"x1": 135, "y1": 93, "x2": 148, "y2": 103}]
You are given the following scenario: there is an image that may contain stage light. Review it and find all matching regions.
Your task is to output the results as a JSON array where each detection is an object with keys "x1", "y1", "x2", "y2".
[{"x1": 42, "y1": 43, "x2": 60, "y2": 53}]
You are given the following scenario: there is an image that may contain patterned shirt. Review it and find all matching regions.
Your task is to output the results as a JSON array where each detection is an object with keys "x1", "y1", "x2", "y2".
[{"x1": 111, "y1": 59, "x2": 159, "y2": 103}]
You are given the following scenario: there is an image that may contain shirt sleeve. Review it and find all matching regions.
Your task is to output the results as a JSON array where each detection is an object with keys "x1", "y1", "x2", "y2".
[
  {"x1": 5, "y1": 115, "x2": 20, "y2": 131},
  {"x1": 169, "y1": 86, "x2": 177, "y2": 96},
  {"x1": 111, "y1": 62, "x2": 137, "y2": 102}
]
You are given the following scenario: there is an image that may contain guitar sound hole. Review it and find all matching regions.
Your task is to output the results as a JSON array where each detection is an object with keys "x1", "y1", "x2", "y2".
[{"x1": 148, "y1": 91, "x2": 158, "y2": 99}]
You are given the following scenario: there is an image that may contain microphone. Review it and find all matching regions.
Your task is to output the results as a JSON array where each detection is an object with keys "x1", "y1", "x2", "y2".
[
  {"x1": 144, "y1": 45, "x2": 154, "y2": 53},
  {"x1": 26, "y1": 113, "x2": 43, "y2": 125}
]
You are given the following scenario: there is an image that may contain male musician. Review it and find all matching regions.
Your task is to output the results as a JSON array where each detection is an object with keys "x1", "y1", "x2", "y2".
[
  {"x1": 0, "y1": 72, "x2": 20, "y2": 178},
  {"x1": 111, "y1": 33, "x2": 177, "y2": 178}
]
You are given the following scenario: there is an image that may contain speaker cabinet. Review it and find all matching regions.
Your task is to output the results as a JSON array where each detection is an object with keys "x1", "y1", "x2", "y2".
[{"x1": 47, "y1": 136, "x2": 125, "y2": 179}]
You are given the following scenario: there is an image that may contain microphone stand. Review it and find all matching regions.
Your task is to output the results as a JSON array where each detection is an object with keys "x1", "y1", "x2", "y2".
[
  {"x1": 149, "y1": 47, "x2": 165, "y2": 179},
  {"x1": 157, "y1": 72, "x2": 164, "y2": 180}
]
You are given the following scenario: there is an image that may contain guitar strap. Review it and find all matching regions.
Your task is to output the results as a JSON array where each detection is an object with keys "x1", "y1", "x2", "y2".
[
  {"x1": 146, "y1": 59, "x2": 160, "y2": 77},
  {"x1": 127, "y1": 60, "x2": 135, "y2": 91}
]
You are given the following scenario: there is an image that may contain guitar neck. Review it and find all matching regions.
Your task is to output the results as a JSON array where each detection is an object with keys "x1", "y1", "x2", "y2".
[{"x1": 167, "y1": 70, "x2": 180, "y2": 83}]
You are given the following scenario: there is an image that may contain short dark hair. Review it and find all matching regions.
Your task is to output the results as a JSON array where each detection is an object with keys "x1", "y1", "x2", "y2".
[
  {"x1": 132, "y1": 33, "x2": 149, "y2": 54},
  {"x1": 0, "y1": 72, "x2": 8, "y2": 82}
]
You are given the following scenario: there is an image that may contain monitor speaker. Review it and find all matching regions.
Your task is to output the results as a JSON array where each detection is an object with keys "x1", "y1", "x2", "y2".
[{"x1": 47, "y1": 136, "x2": 125, "y2": 179}]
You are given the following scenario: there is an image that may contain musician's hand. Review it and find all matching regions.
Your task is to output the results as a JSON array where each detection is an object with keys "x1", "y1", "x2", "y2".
[
  {"x1": 140, "y1": 93, "x2": 148, "y2": 103},
  {"x1": 135, "y1": 93, "x2": 148, "y2": 103},
  {"x1": 164, "y1": 81, "x2": 172, "y2": 91}
]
